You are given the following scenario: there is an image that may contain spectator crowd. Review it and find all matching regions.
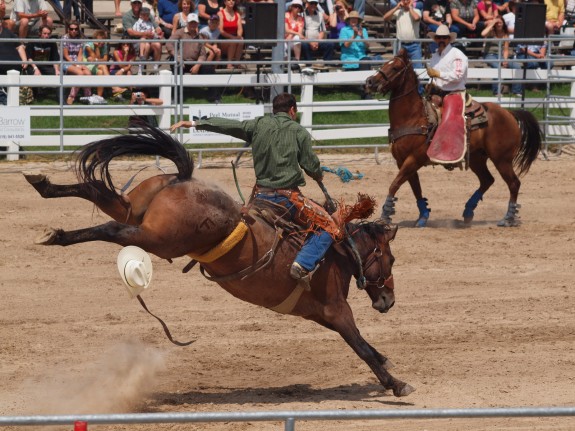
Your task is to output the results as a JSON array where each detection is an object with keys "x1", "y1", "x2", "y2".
[{"x1": 0, "y1": 0, "x2": 573, "y2": 104}]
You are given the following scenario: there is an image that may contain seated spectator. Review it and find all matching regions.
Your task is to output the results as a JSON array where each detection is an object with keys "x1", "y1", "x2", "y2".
[
  {"x1": 167, "y1": 13, "x2": 221, "y2": 102},
  {"x1": 566, "y1": 0, "x2": 575, "y2": 24},
  {"x1": 218, "y1": 0, "x2": 244, "y2": 69},
  {"x1": 422, "y1": 0, "x2": 455, "y2": 32},
  {"x1": 110, "y1": 40, "x2": 137, "y2": 100},
  {"x1": 132, "y1": 6, "x2": 163, "y2": 74},
  {"x1": 481, "y1": 17, "x2": 510, "y2": 95},
  {"x1": 24, "y1": 24, "x2": 60, "y2": 76},
  {"x1": 123, "y1": 0, "x2": 163, "y2": 70},
  {"x1": 502, "y1": 0, "x2": 515, "y2": 37},
  {"x1": 1, "y1": 0, "x2": 16, "y2": 32},
  {"x1": 509, "y1": 42, "x2": 548, "y2": 96},
  {"x1": 451, "y1": 0, "x2": 484, "y2": 38},
  {"x1": 61, "y1": 22, "x2": 92, "y2": 105},
  {"x1": 198, "y1": 0, "x2": 223, "y2": 28},
  {"x1": 339, "y1": 10, "x2": 370, "y2": 69},
  {"x1": 492, "y1": 0, "x2": 509, "y2": 14},
  {"x1": 10, "y1": 0, "x2": 53, "y2": 38},
  {"x1": 302, "y1": 0, "x2": 335, "y2": 64},
  {"x1": 383, "y1": 0, "x2": 423, "y2": 69},
  {"x1": 285, "y1": 0, "x2": 305, "y2": 62},
  {"x1": 317, "y1": 0, "x2": 333, "y2": 25},
  {"x1": 171, "y1": 0, "x2": 194, "y2": 34},
  {"x1": 0, "y1": 14, "x2": 26, "y2": 76},
  {"x1": 200, "y1": 14, "x2": 222, "y2": 63},
  {"x1": 545, "y1": 0, "x2": 565, "y2": 35},
  {"x1": 329, "y1": 0, "x2": 351, "y2": 39},
  {"x1": 390, "y1": 0, "x2": 423, "y2": 11},
  {"x1": 477, "y1": 0, "x2": 498, "y2": 26},
  {"x1": 84, "y1": 30, "x2": 128, "y2": 101},
  {"x1": 158, "y1": 0, "x2": 180, "y2": 37}
]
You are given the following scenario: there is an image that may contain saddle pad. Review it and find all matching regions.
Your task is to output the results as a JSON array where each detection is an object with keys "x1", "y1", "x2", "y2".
[{"x1": 427, "y1": 92, "x2": 466, "y2": 164}]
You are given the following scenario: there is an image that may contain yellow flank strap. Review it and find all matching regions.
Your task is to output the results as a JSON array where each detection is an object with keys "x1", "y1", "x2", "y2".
[
  {"x1": 270, "y1": 285, "x2": 305, "y2": 314},
  {"x1": 187, "y1": 221, "x2": 248, "y2": 263}
]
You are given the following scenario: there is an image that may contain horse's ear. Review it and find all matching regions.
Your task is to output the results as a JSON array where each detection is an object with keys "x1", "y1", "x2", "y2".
[
  {"x1": 384, "y1": 224, "x2": 398, "y2": 243},
  {"x1": 399, "y1": 48, "x2": 408, "y2": 61}
]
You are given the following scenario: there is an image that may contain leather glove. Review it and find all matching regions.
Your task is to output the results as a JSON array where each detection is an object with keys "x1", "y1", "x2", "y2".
[{"x1": 426, "y1": 67, "x2": 441, "y2": 79}]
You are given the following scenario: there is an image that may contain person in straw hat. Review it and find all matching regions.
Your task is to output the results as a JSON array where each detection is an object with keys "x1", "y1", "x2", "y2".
[{"x1": 425, "y1": 24, "x2": 468, "y2": 164}]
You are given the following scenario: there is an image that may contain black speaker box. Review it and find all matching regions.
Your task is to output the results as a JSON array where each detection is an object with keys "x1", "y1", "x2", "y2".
[
  {"x1": 243, "y1": 2, "x2": 278, "y2": 43},
  {"x1": 514, "y1": 3, "x2": 546, "y2": 39}
]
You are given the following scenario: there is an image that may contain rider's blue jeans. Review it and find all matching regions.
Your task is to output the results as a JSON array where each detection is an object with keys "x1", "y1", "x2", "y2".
[{"x1": 255, "y1": 193, "x2": 334, "y2": 272}]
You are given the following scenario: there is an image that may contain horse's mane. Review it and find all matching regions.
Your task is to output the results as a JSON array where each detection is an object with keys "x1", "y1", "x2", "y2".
[{"x1": 75, "y1": 122, "x2": 194, "y2": 197}]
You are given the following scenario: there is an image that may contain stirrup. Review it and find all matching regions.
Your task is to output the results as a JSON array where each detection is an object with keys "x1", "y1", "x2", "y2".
[{"x1": 290, "y1": 262, "x2": 315, "y2": 291}]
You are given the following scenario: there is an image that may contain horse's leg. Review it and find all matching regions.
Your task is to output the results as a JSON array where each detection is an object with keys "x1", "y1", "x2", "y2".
[
  {"x1": 24, "y1": 173, "x2": 131, "y2": 221},
  {"x1": 381, "y1": 154, "x2": 419, "y2": 224},
  {"x1": 36, "y1": 221, "x2": 177, "y2": 259},
  {"x1": 322, "y1": 306, "x2": 415, "y2": 396},
  {"x1": 491, "y1": 158, "x2": 522, "y2": 227},
  {"x1": 407, "y1": 172, "x2": 431, "y2": 228},
  {"x1": 306, "y1": 316, "x2": 394, "y2": 370},
  {"x1": 463, "y1": 153, "x2": 495, "y2": 224},
  {"x1": 24, "y1": 172, "x2": 177, "y2": 225}
]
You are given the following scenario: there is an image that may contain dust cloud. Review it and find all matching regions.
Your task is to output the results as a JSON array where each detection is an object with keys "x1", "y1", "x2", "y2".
[{"x1": 20, "y1": 340, "x2": 166, "y2": 415}]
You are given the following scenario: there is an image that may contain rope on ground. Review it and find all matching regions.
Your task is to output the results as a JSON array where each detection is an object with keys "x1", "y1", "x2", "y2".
[{"x1": 321, "y1": 166, "x2": 364, "y2": 183}]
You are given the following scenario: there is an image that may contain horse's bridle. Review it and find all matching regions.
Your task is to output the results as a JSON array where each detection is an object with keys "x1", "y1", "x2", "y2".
[
  {"x1": 353, "y1": 223, "x2": 394, "y2": 290},
  {"x1": 371, "y1": 55, "x2": 418, "y2": 102},
  {"x1": 362, "y1": 241, "x2": 394, "y2": 290}
]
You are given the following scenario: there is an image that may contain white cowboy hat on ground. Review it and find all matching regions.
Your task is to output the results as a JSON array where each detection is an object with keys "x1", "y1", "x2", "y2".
[
  {"x1": 427, "y1": 24, "x2": 457, "y2": 43},
  {"x1": 117, "y1": 246, "x2": 153, "y2": 298}
]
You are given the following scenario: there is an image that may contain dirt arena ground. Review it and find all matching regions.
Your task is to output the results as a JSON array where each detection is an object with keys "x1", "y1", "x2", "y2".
[{"x1": 1, "y1": 149, "x2": 574, "y2": 431}]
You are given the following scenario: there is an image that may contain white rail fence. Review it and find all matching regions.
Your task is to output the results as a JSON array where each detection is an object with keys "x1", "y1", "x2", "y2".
[{"x1": 1, "y1": 62, "x2": 575, "y2": 161}]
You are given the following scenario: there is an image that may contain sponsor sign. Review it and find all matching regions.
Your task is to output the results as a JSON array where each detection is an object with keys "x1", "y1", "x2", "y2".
[
  {"x1": 0, "y1": 107, "x2": 31, "y2": 142},
  {"x1": 187, "y1": 104, "x2": 264, "y2": 143}
]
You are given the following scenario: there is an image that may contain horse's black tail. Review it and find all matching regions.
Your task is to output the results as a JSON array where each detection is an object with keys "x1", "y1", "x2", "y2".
[
  {"x1": 512, "y1": 110, "x2": 542, "y2": 176},
  {"x1": 75, "y1": 122, "x2": 193, "y2": 197}
]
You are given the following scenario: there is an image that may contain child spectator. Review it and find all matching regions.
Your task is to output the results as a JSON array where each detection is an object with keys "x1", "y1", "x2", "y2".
[
  {"x1": 132, "y1": 7, "x2": 163, "y2": 74},
  {"x1": 199, "y1": 14, "x2": 222, "y2": 63},
  {"x1": 110, "y1": 40, "x2": 137, "y2": 100},
  {"x1": 85, "y1": 30, "x2": 128, "y2": 101}
]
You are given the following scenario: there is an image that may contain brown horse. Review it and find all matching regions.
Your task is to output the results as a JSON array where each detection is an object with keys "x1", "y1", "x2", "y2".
[
  {"x1": 364, "y1": 49, "x2": 542, "y2": 227},
  {"x1": 23, "y1": 126, "x2": 415, "y2": 397}
]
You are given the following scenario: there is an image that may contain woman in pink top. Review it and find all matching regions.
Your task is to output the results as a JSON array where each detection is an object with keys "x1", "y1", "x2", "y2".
[
  {"x1": 218, "y1": 0, "x2": 244, "y2": 69},
  {"x1": 477, "y1": 0, "x2": 498, "y2": 25},
  {"x1": 285, "y1": 0, "x2": 305, "y2": 61}
]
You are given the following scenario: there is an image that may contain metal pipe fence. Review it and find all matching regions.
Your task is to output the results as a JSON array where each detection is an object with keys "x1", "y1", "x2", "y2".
[{"x1": 1, "y1": 407, "x2": 575, "y2": 430}]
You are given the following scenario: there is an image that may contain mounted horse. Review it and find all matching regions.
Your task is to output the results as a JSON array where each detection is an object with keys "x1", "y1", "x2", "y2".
[
  {"x1": 23, "y1": 126, "x2": 415, "y2": 397},
  {"x1": 364, "y1": 49, "x2": 542, "y2": 227}
]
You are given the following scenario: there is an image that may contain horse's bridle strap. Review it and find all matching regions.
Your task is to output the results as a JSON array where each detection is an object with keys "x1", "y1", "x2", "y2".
[{"x1": 187, "y1": 220, "x2": 248, "y2": 263}]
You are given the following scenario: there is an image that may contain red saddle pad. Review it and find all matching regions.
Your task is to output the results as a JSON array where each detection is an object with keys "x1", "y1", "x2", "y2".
[{"x1": 427, "y1": 92, "x2": 466, "y2": 164}]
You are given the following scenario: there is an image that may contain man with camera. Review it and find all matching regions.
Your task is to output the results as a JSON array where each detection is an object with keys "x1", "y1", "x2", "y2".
[{"x1": 384, "y1": 0, "x2": 423, "y2": 69}]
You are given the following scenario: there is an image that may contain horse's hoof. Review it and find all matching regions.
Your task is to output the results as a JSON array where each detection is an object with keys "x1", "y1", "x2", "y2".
[
  {"x1": 497, "y1": 218, "x2": 520, "y2": 227},
  {"x1": 35, "y1": 228, "x2": 58, "y2": 245},
  {"x1": 394, "y1": 382, "x2": 416, "y2": 397},
  {"x1": 463, "y1": 216, "x2": 473, "y2": 224},
  {"x1": 23, "y1": 172, "x2": 47, "y2": 185},
  {"x1": 415, "y1": 217, "x2": 428, "y2": 228}
]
